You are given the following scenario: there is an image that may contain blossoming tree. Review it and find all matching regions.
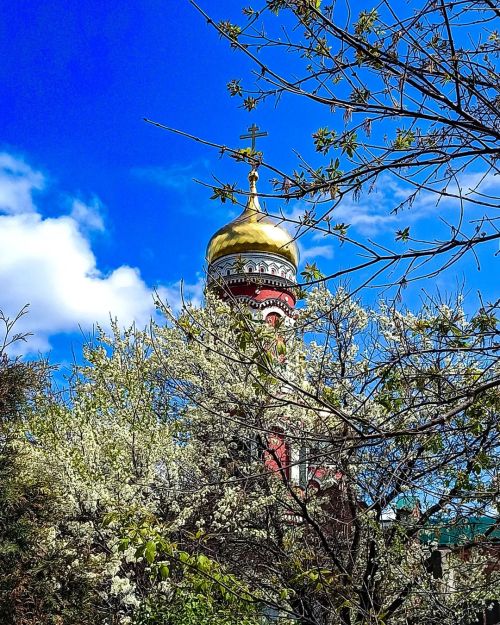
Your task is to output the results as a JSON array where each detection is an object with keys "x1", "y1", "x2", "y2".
[{"x1": 2, "y1": 284, "x2": 498, "y2": 624}]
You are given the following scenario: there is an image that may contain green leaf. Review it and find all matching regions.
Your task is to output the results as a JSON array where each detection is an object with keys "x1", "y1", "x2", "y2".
[
  {"x1": 197, "y1": 554, "x2": 211, "y2": 570},
  {"x1": 354, "y1": 9, "x2": 378, "y2": 35},
  {"x1": 179, "y1": 551, "x2": 190, "y2": 564},
  {"x1": 117, "y1": 537, "x2": 130, "y2": 553},
  {"x1": 395, "y1": 227, "x2": 410, "y2": 242},
  {"x1": 393, "y1": 129, "x2": 415, "y2": 150},
  {"x1": 227, "y1": 79, "x2": 242, "y2": 97},
  {"x1": 144, "y1": 540, "x2": 157, "y2": 564},
  {"x1": 333, "y1": 222, "x2": 350, "y2": 237},
  {"x1": 312, "y1": 127, "x2": 336, "y2": 155},
  {"x1": 276, "y1": 341, "x2": 286, "y2": 356},
  {"x1": 340, "y1": 131, "x2": 357, "y2": 158},
  {"x1": 350, "y1": 87, "x2": 370, "y2": 104},
  {"x1": 243, "y1": 96, "x2": 258, "y2": 111},
  {"x1": 300, "y1": 262, "x2": 325, "y2": 283},
  {"x1": 102, "y1": 512, "x2": 118, "y2": 527},
  {"x1": 210, "y1": 183, "x2": 237, "y2": 204},
  {"x1": 218, "y1": 21, "x2": 242, "y2": 42}
]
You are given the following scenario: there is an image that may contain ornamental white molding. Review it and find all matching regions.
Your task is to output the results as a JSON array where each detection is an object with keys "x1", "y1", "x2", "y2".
[
  {"x1": 231, "y1": 295, "x2": 296, "y2": 318},
  {"x1": 256, "y1": 305, "x2": 290, "y2": 320},
  {"x1": 255, "y1": 304, "x2": 297, "y2": 324},
  {"x1": 208, "y1": 251, "x2": 297, "y2": 284}
]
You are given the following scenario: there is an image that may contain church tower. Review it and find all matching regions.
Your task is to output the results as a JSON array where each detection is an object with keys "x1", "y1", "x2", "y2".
[
  {"x1": 204, "y1": 130, "x2": 300, "y2": 482},
  {"x1": 204, "y1": 139, "x2": 350, "y2": 525},
  {"x1": 203, "y1": 132, "x2": 348, "y2": 509},
  {"x1": 206, "y1": 136, "x2": 298, "y2": 323}
]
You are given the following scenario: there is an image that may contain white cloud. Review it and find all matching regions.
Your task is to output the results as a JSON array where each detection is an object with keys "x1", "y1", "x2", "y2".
[
  {"x1": 299, "y1": 243, "x2": 334, "y2": 262},
  {"x1": 277, "y1": 170, "x2": 500, "y2": 245},
  {"x1": 133, "y1": 160, "x2": 210, "y2": 192},
  {"x1": 0, "y1": 152, "x2": 44, "y2": 214},
  {"x1": 70, "y1": 198, "x2": 105, "y2": 232},
  {"x1": 132, "y1": 159, "x2": 241, "y2": 222},
  {"x1": 278, "y1": 202, "x2": 306, "y2": 228},
  {"x1": 0, "y1": 152, "x2": 203, "y2": 355},
  {"x1": 327, "y1": 171, "x2": 500, "y2": 235},
  {"x1": 325, "y1": 178, "x2": 402, "y2": 236},
  {"x1": 157, "y1": 277, "x2": 205, "y2": 314},
  {"x1": 275, "y1": 202, "x2": 337, "y2": 263},
  {"x1": 410, "y1": 171, "x2": 500, "y2": 212}
]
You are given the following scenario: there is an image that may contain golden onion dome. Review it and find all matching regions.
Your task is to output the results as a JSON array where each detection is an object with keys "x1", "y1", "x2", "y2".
[{"x1": 206, "y1": 169, "x2": 299, "y2": 268}]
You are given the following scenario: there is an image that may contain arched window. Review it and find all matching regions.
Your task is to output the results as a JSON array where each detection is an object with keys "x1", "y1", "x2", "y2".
[{"x1": 265, "y1": 312, "x2": 281, "y2": 327}]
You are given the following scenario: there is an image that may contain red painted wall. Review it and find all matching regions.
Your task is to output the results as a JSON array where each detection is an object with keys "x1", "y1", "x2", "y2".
[{"x1": 264, "y1": 430, "x2": 290, "y2": 479}]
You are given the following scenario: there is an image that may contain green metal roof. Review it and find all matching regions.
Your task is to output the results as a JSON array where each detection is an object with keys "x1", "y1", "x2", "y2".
[
  {"x1": 396, "y1": 495, "x2": 419, "y2": 511},
  {"x1": 420, "y1": 516, "x2": 500, "y2": 546}
]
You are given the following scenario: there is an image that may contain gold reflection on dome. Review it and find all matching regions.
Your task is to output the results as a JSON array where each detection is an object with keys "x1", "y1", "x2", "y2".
[{"x1": 206, "y1": 169, "x2": 299, "y2": 268}]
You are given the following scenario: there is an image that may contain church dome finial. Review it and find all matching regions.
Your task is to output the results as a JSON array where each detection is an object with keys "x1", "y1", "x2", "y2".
[{"x1": 243, "y1": 167, "x2": 261, "y2": 214}]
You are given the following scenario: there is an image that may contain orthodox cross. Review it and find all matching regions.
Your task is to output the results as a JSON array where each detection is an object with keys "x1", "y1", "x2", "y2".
[{"x1": 240, "y1": 123, "x2": 268, "y2": 152}]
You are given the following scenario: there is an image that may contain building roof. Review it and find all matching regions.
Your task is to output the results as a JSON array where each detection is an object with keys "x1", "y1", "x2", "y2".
[{"x1": 421, "y1": 516, "x2": 500, "y2": 546}]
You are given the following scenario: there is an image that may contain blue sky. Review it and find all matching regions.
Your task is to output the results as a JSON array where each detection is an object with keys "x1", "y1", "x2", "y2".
[{"x1": 1, "y1": 0, "x2": 498, "y2": 365}]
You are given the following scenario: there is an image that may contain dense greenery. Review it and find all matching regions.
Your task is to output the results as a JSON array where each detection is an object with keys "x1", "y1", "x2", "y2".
[{"x1": 0, "y1": 287, "x2": 498, "y2": 624}]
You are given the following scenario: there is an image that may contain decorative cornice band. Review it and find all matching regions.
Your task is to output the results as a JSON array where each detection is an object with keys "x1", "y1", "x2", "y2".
[
  {"x1": 230, "y1": 295, "x2": 296, "y2": 316},
  {"x1": 208, "y1": 251, "x2": 297, "y2": 285}
]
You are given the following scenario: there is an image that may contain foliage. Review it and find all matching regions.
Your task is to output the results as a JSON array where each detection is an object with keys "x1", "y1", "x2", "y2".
[
  {"x1": 148, "y1": 290, "x2": 500, "y2": 624},
  {"x1": 1, "y1": 288, "x2": 499, "y2": 624},
  {"x1": 0, "y1": 311, "x2": 264, "y2": 625},
  {"x1": 0, "y1": 313, "x2": 99, "y2": 624}
]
